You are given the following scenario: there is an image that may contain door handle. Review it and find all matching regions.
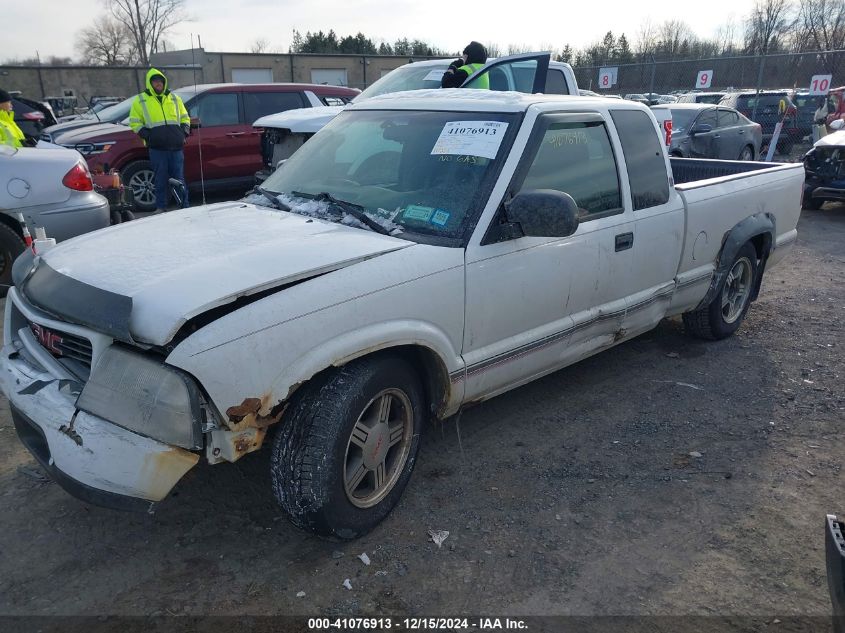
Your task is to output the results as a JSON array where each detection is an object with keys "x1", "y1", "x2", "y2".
[
  {"x1": 713, "y1": 134, "x2": 721, "y2": 139},
  {"x1": 615, "y1": 232, "x2": 634, "y2": 252},
  {"x1": 227, "y1": 132, "x2": 245, "y2": 137},
  {"x1": 738, "y1": 130, "x2": 745, "y2": 134}
]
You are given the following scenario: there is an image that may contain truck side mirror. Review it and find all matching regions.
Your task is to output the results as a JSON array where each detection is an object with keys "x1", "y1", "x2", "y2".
[{"x1": 505, "y1": 189, "x2": 579, "y2": 238}]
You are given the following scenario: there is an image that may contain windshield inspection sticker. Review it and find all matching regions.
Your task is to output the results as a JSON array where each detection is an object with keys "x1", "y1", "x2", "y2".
[
  {"x1": 423, "y1": 70, "x2": 446, "y2": 82},
  {"x1": 431, "y1": 121, "x2": 508, "y2": 160},
  {"x1": 403, "y1": 205, "x2": 434, "y2": 222},
  {"x1": 431, "y1": 209, "x2": 451, "y2": 226}
]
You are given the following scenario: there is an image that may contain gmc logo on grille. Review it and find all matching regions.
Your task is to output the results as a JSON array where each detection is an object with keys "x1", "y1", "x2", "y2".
[{"x1": 30, "y1": 323, "x2": 63, "y2": 356}]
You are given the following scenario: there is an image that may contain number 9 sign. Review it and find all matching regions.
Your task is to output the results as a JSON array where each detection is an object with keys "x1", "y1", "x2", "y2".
[{"x1": 696, "y1": 70, "x2": 713, "y2": 89}]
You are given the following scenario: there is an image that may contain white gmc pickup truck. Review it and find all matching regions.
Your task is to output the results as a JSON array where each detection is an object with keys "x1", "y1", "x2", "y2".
[{"x1": 2, "y1": 90, "x2": 803, "y2": 539}]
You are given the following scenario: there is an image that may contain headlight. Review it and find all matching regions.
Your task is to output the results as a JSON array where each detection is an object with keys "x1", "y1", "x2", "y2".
[
  {"x1": 76, "y1": 346, "x2": 203, "y2": 449},
  {"x1": 63, "y1": 141, "x2": 116, "y2": 156}
]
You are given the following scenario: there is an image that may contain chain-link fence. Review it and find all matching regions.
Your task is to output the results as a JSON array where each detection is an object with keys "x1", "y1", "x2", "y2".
[{"x1": 574, "y1": 49, "x2": 845, "y2": 161}]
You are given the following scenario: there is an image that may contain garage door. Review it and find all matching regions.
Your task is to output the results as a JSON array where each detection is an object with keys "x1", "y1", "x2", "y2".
[
  {"x1": 231, "y1": 68, "x2": 273, "y2": 83},
  {"x1": 310, "y1": 69, "x2": 348, "y2": 86}
]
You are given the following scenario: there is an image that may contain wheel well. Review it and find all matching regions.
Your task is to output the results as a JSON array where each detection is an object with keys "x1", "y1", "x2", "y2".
[
  {"x1": 0, "y1": 213, "x2": 23, "y2": 240},
  {"x1": 670, "y1": 150, "x2": 684, "y2": 157},
  {"x1": 749, "y1": 233, "x2": 771, "y2": 260},
  {"x1": 292, "y1": 345, "x2": 451, "y2": 421}
]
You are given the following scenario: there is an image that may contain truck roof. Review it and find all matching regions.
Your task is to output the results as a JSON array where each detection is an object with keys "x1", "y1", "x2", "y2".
[{"x1": 349, "y1": 88, "x2": 648, "y2": 114}]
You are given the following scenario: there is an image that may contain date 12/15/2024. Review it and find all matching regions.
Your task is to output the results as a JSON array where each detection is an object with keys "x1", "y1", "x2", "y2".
[{"x1": 307, "y1": 617, "x2": 529, "y2": 630}]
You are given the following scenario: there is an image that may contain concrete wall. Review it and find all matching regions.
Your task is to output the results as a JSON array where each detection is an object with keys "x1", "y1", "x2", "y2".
[{"x1": 0, "y1": 49, "x2": 449, "y2": 101}]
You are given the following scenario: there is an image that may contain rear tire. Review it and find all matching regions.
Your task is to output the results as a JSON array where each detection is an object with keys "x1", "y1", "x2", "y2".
[
  {"x1": 121, "y1": 160, "x2": 156, "y2": 212},
  {"x1": 738, "y1": 145, "x2": 754, "y2": 161},
  {"x1": 0, "y1": 223, "x2": 27, "y2": 299},
  {"x1": 271, "y1": 355, "x2": 425, "y2": 539},
  {"x1": 683, "y1": 242, "x2": 758, "y2": 340}
]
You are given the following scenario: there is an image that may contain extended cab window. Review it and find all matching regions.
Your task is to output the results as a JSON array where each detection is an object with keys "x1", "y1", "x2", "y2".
[
  {"x1": 519, "y1": 120, "x2": 621, "y2": 219},
  {"x1": 609, "y1": 109, "x2": 670, "y2": 210},
  {"x1": 188, "y1": 92, "x2": 240, "y2": 127},
  {"x1": 243, "y1": 91, "x2": 305, "y2": 124}
]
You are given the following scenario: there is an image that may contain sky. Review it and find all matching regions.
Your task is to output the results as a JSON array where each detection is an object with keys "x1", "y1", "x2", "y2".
[{"x1": 6, "y1": 0, "x2": 748, "y2": 61}]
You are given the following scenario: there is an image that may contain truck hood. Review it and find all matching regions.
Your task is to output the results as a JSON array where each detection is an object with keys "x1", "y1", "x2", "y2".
[
  {"x1": 814, "y1": 130, "x2": 845, "y2": 148},
  {"x1": 253, "y1": 105, "x2": 346, "y2": 133},
  {"x1": 23, "y1": 202, "x2": 412, "y2": 345}
]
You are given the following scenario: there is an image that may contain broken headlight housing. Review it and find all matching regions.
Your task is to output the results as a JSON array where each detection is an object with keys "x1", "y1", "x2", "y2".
[{"x1": 76, "y1": 346, "x2": 203, "y2": 449}]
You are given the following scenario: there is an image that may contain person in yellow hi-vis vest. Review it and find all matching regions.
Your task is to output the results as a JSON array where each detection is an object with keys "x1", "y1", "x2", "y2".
[
  {"x1": 129, "y1": 68, "x2": 191, "y2": 211},
  {"x1": 0, "y1": 90, "x2": 27, "y2": 148},
  {"x1": 441, "y1": 42, "x2": 489, "y2": 89}
]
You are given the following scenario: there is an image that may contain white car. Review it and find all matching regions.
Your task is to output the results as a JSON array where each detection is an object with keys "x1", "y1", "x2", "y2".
[
  {"x1": 0, "y1": 144, "x2": 109, "y2": 295},
  {"x1": 255, "y1": 52, "x2": 579, "y2": 176},
  {"x1": 3, "y1": 91, "x2": 802, "y2": 538}
]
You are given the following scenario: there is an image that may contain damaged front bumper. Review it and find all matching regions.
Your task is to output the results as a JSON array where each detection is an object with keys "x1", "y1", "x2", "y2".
[{"x1": 1, "y1": 288, "x2": 199, "y2": 512}]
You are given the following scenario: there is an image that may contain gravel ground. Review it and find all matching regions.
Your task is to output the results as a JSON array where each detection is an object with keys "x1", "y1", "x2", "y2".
[{"x1": 0, "y1": 204, "x2": 842, "y2": 619}]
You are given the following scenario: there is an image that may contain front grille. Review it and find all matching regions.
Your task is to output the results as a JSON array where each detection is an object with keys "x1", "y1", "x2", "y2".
[{"x1": 29, "y1": 322, "x2": 93, "y2": 370}]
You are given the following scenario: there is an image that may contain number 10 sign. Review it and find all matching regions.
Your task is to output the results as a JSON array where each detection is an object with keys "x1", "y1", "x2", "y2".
[
  {"x1": 696, "y1": 70, "x2": 713, "y2": 89},
  {"x1": 809, "y1": 74, "x2": 832, "y2": 96}
]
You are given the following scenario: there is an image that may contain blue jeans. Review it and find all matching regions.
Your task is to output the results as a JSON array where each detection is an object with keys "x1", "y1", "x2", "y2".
[{"x1": 148, "y1": 148, "x2": 188, "y2": 209}]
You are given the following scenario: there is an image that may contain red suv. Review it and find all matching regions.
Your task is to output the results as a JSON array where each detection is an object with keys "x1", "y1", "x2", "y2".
[{"x1": 53, "y1": 83, "x2": 358, "y2": 211}]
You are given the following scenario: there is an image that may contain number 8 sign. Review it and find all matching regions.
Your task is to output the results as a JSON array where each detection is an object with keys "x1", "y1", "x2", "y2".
[
  {"x1": 696, "y1": 70, "x2": 713, "y2": 89},
  {"x1": 598, "y1": 67, "x2": 617, "y2": 90}
]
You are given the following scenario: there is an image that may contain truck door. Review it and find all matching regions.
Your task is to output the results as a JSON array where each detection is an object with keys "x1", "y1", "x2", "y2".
[
  {"x1": 461, "y1": 52, "x2": 551, "y2": 94},
  {"x1": 462, "y1": 112, "x2": 635, "y2": 401},
  {"x1": 688, "y1": 108, "x2": 720, "y2": 158},
  {"x1": 607, "y1": 109, "x2": 685, "y2": 338}
]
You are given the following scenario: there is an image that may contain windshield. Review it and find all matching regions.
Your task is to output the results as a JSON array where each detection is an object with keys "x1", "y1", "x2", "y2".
[
  {"x1": 82, "y1": 97, "x2": 133, "y2": 121},
  {"x1": 257, "y1": 109, "x2": 518, "y2": 239},
  {"x1": 354, "y1": 63, "x2": 450, "y2": 102},
  {"x1": 667, "y1": 108, "x2": 699, "y2": 132}
]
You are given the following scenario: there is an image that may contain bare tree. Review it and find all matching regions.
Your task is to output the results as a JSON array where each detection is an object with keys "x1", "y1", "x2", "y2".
[
  {"x1": 108, "y1": 0, "x2": 187, "y2": 67},
  {"x1": 250, "y1": 38, "x2": 271, "y2": 54},
  {"x1": 635, "y1": 19, "x2": 658, "y2": 59},
  {"x1": 798, "y1": 0, "x2": 845, "y2": 51},
  {"x1": 715, "y1": 17, "x2": 740, "y2": 54},
  {"x1": 744, "y1": 0, "x2": 795, "y2": 54},
  {"x1": 484, "y1": 42, "x2": 502, "y2": 58},
  {"x1": 76, "y1": 16, "x2": 137, "y2": 65},
  {"x1": 506, "y1": 43, "x2": 533, "y2": 55},
  {"x1": 657, "y1": 20, "x2": 697, "y2": 57}
]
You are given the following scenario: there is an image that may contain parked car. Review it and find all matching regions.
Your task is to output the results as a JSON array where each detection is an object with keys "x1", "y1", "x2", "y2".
[
  {"x1": 625, "y1": 93, "x2": 650, "y2": 105},
  {"x1": 801, "y1": 128, "x2": 845, "y2": 209},
  {"x1": 791, "y1": 90, "x2": 835, "y2": 141},
  {"x1": 826, "y1": 514, "x2": 845, "y2": 631},
  {"x1": 719, "y1": 90, "x2": 800, "y2": 153},
  {"x1": 41, "y1": 97, "x2": 134, "y2": 143},
  {"x1": 1, "y1": 91, "x2": 802, "y2": 538},
  {"x1": 12, "y1": 96, "x2": 58, "y2": 138},
  {"x1": 656, "y1": 94, "x2": 678, "y2": 104},
  {"x1": 57, "y1": 83, "x2": 359, "y2": 211},
  {"x1": 677, "y1": 91, "x2": 726, "y2": 104},
  {"x1": 652, "y1": 103, "x2": 762, "y2": 160},
  {"x1": 0, "y1": 143, "x2": 110, "y2": 293},
  {"x1": 56, "y1": 98, "x2": 123, "y2": 123},
  {"x1": 255, "y1": 53, "x2": 579, "y2": 176}
]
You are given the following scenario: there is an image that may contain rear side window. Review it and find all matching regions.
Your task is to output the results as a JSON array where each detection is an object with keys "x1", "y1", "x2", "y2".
[
  {"x1": 520, "y1": 120, "x2": 621, "y2": 219},
  {"x1": 609, "y1": 109, "x2": 670, "y2": 210},
  {"x1": 243, "y1": 91, "x2": 305, "y2": 124},
  {"x1": 189, "y1": 92, "x2": 240, "y2": 127},
  {"x1": 545, "y1": 69, "x2": 567, "y2": 95},
  {"x1": 718, "y1": 109, "x2": 740, "y2": 126}
]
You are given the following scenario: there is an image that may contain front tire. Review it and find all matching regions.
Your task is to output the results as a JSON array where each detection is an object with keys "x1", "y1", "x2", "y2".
[
  {"x1": 271, "y1": 355, "x2": 425, "y2": 539},
  {"x1": 683, "y1": 242, "x2": 758, "y2": 340},
  {"x1": 121, "y1": 160, "x2": 156, "y2": 212}
]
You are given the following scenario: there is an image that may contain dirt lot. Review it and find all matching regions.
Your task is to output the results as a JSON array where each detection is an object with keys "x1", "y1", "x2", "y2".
[{"x1": 0, "y1": 205, "x2": 843, "y2": 619}]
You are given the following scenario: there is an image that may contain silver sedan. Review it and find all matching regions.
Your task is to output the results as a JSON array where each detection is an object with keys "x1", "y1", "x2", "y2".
[{"x1": 0, "y1": 143, "x2": 110, "y2": 294}]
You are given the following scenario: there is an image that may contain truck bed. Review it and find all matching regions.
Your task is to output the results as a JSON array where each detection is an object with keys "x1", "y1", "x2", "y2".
[{"x1": 670, "y1": 157, "x2": 781, "y2": 185}]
